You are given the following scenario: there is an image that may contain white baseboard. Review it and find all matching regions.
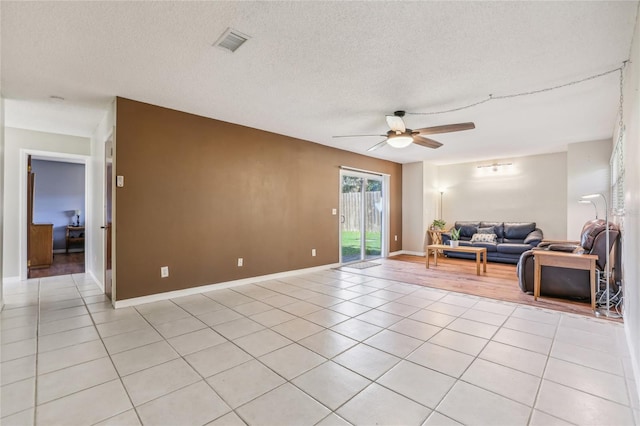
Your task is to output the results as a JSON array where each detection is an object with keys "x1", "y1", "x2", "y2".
[
  {"x1": 625, "y1": 324, "x2": 640, "y2": 408},
  {"x1": 114, "y1": 262, "x2": 341, "y2": 309},
  {"x1": 390, "y1": 250, "x2": 425, "y2": 257},
  {"x1": 401, "y1": 250, "x2": 426, "y2": 257},
  {"x1": 88, "y1": 270, "x2": 105, "y2": 292}
]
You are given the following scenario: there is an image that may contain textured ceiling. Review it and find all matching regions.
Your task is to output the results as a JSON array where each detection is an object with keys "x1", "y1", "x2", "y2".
[{"x1": 1, "y1": 1, "x2": 637, "y2": 164}]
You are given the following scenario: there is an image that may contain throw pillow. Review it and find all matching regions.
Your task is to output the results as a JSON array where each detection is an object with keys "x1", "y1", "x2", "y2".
[
  {"x1": 470, "y1": 233, "x2": 497, "y2": 243},
  {"x1": 477, "y1": 226, "x2": 495, "y2": 234}
]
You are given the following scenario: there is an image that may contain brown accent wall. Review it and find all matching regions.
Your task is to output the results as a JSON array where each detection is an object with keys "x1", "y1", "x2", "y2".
[{"x1": 115, "y1": 98, "x2": 402, "y2": 300}]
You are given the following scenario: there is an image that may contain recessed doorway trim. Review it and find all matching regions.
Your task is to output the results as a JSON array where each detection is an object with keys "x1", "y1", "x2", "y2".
[{"x1": 19, "y1": 149, "x2": 91, "y2": 281}]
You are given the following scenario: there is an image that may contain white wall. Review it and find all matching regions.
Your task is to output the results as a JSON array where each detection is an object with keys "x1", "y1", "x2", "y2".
[
  {"x1": 0, "y1": 97, "x2": 4, "y2": 307},
  {"x1": 2, "y1": 128, "x2": 90, "y2": 279},
  {"x1": 402, "y1": 162, "x2": 442, "y2": 254},
  {"x1": 87, "y1": 105, "x2": 114, "y2": 289},
  {"x1": 435, "y1": 152, "x2": 568, "y2": 240},
  {"x1": 567, "y1": 139, "x2": 612, "y2": 240},
  {"x1": 622, "y1": 7, "x2": 640, "y2": 416},
  {"x1": 423, "y1": 162, "x2": 439, "y2": 242},
  {"x1": 402, "y1": 162, "x2": 425, "y2": 253}
]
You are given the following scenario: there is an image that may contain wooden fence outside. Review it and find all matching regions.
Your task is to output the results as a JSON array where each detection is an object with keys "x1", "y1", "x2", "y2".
[{"x1": 341, "y1": 191, "x2": 382, "y2": 232}]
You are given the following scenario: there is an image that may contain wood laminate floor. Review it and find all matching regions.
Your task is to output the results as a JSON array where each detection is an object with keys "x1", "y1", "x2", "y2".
[
  {"x1": 340, "y1": 254, "x2": 606, "y2": 318},
  {"x1": 29, "y1": 252, "x2": 85, "y2": 279}
]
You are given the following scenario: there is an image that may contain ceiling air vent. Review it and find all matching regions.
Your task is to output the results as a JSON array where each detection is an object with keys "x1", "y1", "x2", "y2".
[{"x1": 214, "y1": 28, "x2": 250, "y2": 53}]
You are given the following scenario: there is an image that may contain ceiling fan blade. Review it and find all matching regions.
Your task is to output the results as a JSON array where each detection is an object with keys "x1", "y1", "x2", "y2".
[
  {"x1": 385, "y1": 115, "x2": 406, "y2": 133},
  {"x1": 332, "y1": 134, "x2": 386, "y2": 138},
  {"x1": 413, "y1": 135, "x2": 443, "y2": 149},
  {"x1": 367, "y1": 139, "x2": 389, "y2": 152},
  {"x1": 415, "y1": 122, "x2": 475, "y2": 135}
]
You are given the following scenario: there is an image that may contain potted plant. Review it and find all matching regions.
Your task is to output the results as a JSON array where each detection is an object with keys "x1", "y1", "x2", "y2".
[
  {"x1": 431, "y1": 219, "x2": 446, "y2": 230},
  {"x1": 449, "y1": 227, "x2": 461, "y2": 247}
]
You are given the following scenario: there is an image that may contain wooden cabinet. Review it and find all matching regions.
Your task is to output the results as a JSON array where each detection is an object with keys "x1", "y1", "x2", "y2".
[{"x1": 29, "y1": 224, "x2": 53, "y2": 269}]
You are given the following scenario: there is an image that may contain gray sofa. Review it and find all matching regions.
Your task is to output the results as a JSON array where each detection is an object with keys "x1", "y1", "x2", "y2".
[{"x1": 441, "y1": 221, "x2": 543, "y2": 264}]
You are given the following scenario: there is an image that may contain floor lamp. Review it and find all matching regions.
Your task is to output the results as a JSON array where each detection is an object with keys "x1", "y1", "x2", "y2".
[
  {"x1": 581, "y1": 193, "x2": 619, "y2": 318},
  {"x1": 439, "y1": 191, "x2": 444, "y2": 220}
]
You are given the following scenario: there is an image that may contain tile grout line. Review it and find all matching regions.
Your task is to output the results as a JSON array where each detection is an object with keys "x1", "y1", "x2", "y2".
[
  {"x1": 20, "y1": 268, "x2": 633, "y2": 426},
  {"x1": 71, "y1": 274, "x2": 145, "y2": 426},
  {"x1": 32, "y1": 278, "x2": 41, "y2": 426}
]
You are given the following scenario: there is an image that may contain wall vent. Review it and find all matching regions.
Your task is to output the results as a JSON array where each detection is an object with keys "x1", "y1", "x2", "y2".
[{"x1": 214, "y1": 28, "x2": 250, "y2": 53}]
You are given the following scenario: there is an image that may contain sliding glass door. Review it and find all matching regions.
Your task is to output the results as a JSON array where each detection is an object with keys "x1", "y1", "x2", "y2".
[{"x1": 340, "y1": 171, "x2": 384, "y2": 263}]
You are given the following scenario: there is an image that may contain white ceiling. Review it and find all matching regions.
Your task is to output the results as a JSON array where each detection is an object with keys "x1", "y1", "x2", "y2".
[{"x1": 1, "y1": 1, "x2": 637, "y2": 165}]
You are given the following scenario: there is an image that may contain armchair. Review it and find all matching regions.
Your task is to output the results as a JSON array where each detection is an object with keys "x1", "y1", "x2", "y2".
[{"x1": 517, "y1": 219, "x2": 620, "y2": 300}]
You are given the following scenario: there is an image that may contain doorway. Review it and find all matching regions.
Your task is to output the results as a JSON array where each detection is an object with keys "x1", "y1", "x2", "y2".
[
  {"x1": 27, "y1": 157, "x2": 86, "y2": 278},
  {"x1": 340, "y1": 170, "x2": 385, "y2": 264},
  {"x1": 19, "y1": 150, "x2": 90, "y2": 281},
  {"x1": 104, "y1": 138, "x2": 113, "y2": 299}
]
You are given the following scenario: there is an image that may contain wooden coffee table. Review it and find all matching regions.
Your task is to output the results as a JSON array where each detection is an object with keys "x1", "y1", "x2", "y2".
[{"x1": 425, "y1": 244, "x2": 487, "y2": 276}]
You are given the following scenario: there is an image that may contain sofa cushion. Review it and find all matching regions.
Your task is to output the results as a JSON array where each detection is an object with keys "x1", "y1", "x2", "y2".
[
  {"x1": 504, "y1": 222, "x2": 536, "y2": 240},
  {"x1": 479, "y1": 222, "x2": 505, "y2": 239},
  {"x1": 477, "y1": 226, "x2": 495, "y2": 234},
  {"x1": 455, "y1": 222, "x2": 479, "y2": 239},
  {"x1": 497, "y1": 243, "x2": 532, "y2": 255},
  {"x1": 471, "y1": 233, "x2": 497, "y2": 243},
  {"x1": 472, "y1": 242, "x2": 498, "y2": 252}
]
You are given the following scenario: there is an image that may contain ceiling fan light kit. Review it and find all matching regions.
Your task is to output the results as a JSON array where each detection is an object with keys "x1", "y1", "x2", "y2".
[
  {"x1": 387, "y1": 134, "x2": 413, "y2": 148},
  {"x1": 334, "y1": 110, "x2": 475, "y2": 152}
]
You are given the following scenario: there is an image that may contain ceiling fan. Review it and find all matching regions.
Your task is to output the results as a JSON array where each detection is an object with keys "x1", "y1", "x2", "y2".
[{"x1": 333, "y1": 111, "x2": 475, "y2": 152}]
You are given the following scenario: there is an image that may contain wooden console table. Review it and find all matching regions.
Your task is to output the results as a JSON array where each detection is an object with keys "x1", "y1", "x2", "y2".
[
  {"x1": 425, "y1": 244, "x2": 487, "y2": 276},
  {"x1": 66, "y1": 226, "x2": 85, "y2": 253},
  {"x1": 533, "y1": 250, "x2": 598, "y2": 310}
]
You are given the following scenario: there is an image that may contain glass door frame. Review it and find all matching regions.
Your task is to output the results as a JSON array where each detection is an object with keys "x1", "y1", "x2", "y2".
[{"x1": 339, "y1": 168, "x2": 390, "y2": 264}]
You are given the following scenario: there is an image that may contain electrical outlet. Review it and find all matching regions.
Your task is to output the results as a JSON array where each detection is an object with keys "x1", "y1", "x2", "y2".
[
  {"x1": 160, "y1": 266, "x2": 169, "y2": 278},
  {"x1": 312, "y1": 249, "x2": 317, "y2": 257},
  {"x1": 237, "y1": 258, "x2": 243, "y2": 267},
  {"x1": 394, "y1": 235, "x2": 398, "y2": 241}
]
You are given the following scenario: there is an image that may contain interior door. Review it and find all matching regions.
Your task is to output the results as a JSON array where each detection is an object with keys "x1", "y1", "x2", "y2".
[
  {"x1": 340, "y1": 171, "x2": 384, "y2": 263},
  {"x1": 104, "y1": 139, "x2": 113, "y2": 299},
  {"x1": 26, "y1": 155, "x2": 33, "y2": 278}
]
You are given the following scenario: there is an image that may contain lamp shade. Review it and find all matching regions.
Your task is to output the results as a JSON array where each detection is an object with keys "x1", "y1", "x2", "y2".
[
  {"x1": 581, "y1": 194, "x2": 600, "y2": 199},
  {"x1": 75, "y1": 209, "x2": 81, "y2": 215}
]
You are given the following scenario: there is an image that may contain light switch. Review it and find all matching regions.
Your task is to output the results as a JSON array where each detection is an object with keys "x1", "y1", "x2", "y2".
[
  {"x1": 117, "y1": 176, "x2": 125, "y2": 187},
  {"x1": 332, "y1": 208, "x2": 337, "y2": 215}
]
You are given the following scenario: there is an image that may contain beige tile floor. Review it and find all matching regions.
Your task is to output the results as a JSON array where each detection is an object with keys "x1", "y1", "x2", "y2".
[{"x1": 1, "y1": 270, "x2": 639, "y2": 425}]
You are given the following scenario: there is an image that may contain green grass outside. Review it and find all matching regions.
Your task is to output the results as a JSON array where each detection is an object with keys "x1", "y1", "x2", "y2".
[{"x1": 341, "y1": 231, "x2": 382, "y2": 259}]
